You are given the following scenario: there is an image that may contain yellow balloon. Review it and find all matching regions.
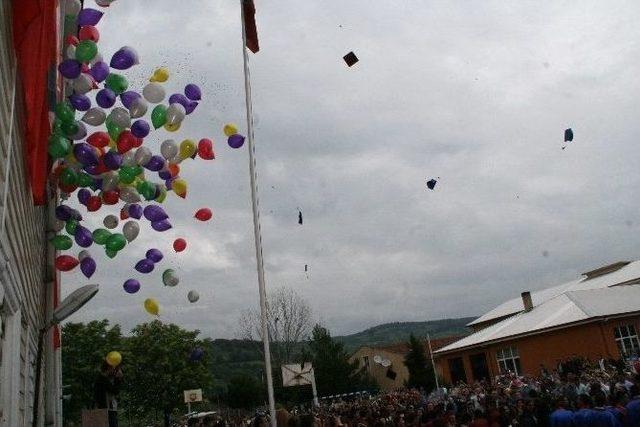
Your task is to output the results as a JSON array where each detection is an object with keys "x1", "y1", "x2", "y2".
[
  {"x1": 164, "y1": 122, "x2": 181, "y2": 132},
  {"x1": 149, "y1": 67, "x2": 169, "y2": 83},
  {"x1": 172, "y1": 178, "x2": 187, "y2": 198},
  {"x1": 106, "y1": 351, "x2": 122, "y2": 367},
  {"x1": 144, "y1": 298, "x2": 159, "y2": 315},
  {"x1": 223, "y1": 123, "x2": 238, "y2": 137},
  {"x1": 179, "y1": 139, "x2": 196, "y2": 159}
]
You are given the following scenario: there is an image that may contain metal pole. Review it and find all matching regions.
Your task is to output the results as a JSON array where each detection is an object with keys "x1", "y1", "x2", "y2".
[
  {"x1": 426, "y1": 333, "x2": 440, "y2": 390},
  {"x1": 239, "y1": 2, "x2": 277, "y2": 426},
  {"x1": 310, "y1": 369, "x2": 319, "y2": 407}
]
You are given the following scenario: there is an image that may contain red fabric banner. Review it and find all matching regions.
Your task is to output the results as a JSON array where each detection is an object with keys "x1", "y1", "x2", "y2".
[{"x1": 243, "y1": 0, "x2": 259, "y2": 53}]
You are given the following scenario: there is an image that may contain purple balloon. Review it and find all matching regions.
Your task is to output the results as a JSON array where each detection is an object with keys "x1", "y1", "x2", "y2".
[
  {"x1": 89, "y1": 61, "x2": 110, "y2": 83},
  {"x1": 130, "y1": 120, "x2": 150, "y2": 138},
  {"x1": 80, "y1": 257, "x2": 96, "y2": 278},
  {"x1": 189, "y1": 347, "x2": 205, "y2": 361},
  {"x1": 73, "y1": 143, "x2": 98, "y2": 166},
  {"x1": 123, "y1": 278, "x2": 140, "y2": 294},
  {"x1": 74, "y1": 226, "x2": 93, "y2": 248},
  {"x1": 128, "y1": 203, "x2": 143, "y2": 219},
  {"x1": 58, "y1": 59, "x2": 82, "y2": 79},
  {"x1": 94, "y1": 178, "x2": 103, "y2": 190},
  {"x1": 120, "y1": 91, "x2": 141, "y2": 109},
  {"x1": 103, "y1": 151, "x2": 123, "y2": 170},
  {"x1": 228, "y1": 134, "x2": 245, "y2": 149},
  {"x1": 151, "y1": 220, "x2": 172, "y2": 232},
  {"x1": 158, "y1": 169, "x2": 172, "y2": 180},
  {"x1": 69, "y1": 94, "x2": 91, "y2": 111},
  {"x1": 168, "y1": 93, "x2": 189, "y2": 109},
  {"x1": 83, "y1": 164, "x2": 100, "y2": 175},
  {"x1": 55, "y1": 205, "x2": 73, "y2": 221},
  {"x1": 143, "y1": 205, "x2": 168, "y2": 222},
  {"x1": 134, "y1": 259, "x2": 155, "y2": 274},
  {"x1": 184, "y1": 84, "x2": 202, "y2": 101},
  {"x1": 78, "y1": 188, "x2": 91, "y2": 205},
  {"x1": 77, "y1": 8, "x2": 103, "y2": 26},
  {"x1": 70, "y1": 208, "x2": 83, "y2": 221},
  {"x1": 164, "y1": 178, "x2": 174, "y2": 190},
  {"x1": 185, "y1": 100, "x2": 198, "y2": 115},
  {"x1": 146, "y1": 248, "x2": 163, "y2": 263},
  {"x1": 110, "y1": 47, "x2": 138, "y2": 70},
  {"x1": 96, "y1": 88, "x2": 116, "y2": 108},
  {"x1": 144, "y1": 155, "x2": 165, "y2": 172}
]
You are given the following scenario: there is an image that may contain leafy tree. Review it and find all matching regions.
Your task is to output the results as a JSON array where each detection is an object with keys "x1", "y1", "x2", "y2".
[
  {"x1": 61, "y1": 320, "x2": 123, "y2": 424},
  {"x1": 403, "y1": 334, "x2": 435, "y2": 391},
  {"x1": 304, "y1": 324, "x2": 377, "y2": 396},
  {"x1": 123, "y1": 321, "x2": 213, "y2": 423},
  {"x1": 226, "y1": 374, "x2": 265, "y2": 409}
]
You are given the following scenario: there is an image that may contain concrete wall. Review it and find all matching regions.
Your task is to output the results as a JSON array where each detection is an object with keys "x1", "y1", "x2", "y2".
[{"x1": 436, "y1": 315, "x2": 640, "y2": 385}]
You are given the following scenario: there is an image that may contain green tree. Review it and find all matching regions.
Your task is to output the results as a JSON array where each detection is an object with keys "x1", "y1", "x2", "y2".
[
  {"x1": 123, "y1": 321, "x2": 213, "y2": 423},
  {"x1": 226, "y1": 374, "x2": 265, "y2": 409},
  {"x1": 304, "y1": 324, "x2": 377, "y2": 396},
  {"x1": 403, "y1": 334, "x2": 435, "y2": 391}
]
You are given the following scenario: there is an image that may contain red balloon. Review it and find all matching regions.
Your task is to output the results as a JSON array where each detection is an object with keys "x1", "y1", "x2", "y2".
[
  {"x1": 168, "y1": 163, "x2": 180, "y2": 177},
  {"x1": 173, "y1": 238, "x2": 187, "y2": 252},
  {"x1": 120, "y1": 208, "x2": 129, "y2": 220},
  {"x1": 194, "y1": 208, "x2": 212, "y2": 222},
  {"x1": 55, "y1": 255, "x2": 79, "y2": 272},
  {"x1": 59, "y1": 182, "x2": 78, "y2": 194},
  {"x1": 65, "y1": 35, "x2": 79, "y2": 46},
  {"x1": 86, "y1": 196, "x2": 102, "y2": 212},
  {"x1": 94, "y1": 157, "x2": 109, "y2": 175},
  {"x1": 79, "y1": 25, "x2": 100, "y2": 42},
  {"x1": 117, "y1": 130, "x2": 137, "y2": 153},
  {"x1": 81, "y1": 64, "x2": 90, "y2": 73},
  {"x1": 87, "y1": 131, "x2": 110, "y2": 148},
  {"x1": 102, "y1": 190, "x2": 119, "y2": 205},
  {"x1": 132, "y1": 136, "x2": 143, "y2": 148},
  {"x1": 197, "y1": 138, "x2": 215, "y2": 160}
]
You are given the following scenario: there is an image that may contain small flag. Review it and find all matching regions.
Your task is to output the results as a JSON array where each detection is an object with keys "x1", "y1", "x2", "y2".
[{"x1": 243, "y1": 0, "x2": 259, "y2": 53}]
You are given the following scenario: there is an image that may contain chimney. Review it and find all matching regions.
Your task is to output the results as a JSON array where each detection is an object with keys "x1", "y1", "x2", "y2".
[{"x1": 521, "y1": 291, "x2": 533, "y2": 312}]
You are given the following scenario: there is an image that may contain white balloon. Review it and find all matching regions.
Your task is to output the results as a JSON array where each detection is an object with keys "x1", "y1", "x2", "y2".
[
  {"x1": 90, "y1": 53, "x2": 104, "y2": 66},
  {"x1": 65, "y1": 0, "x2": 81, "y2": 15},
  {"x1": 103, "y1": 214, "x2": 119, "y2": 229},
  {"x1": 142, "y1": 82, "x2": 165, "y2": 103},
  {"x1": 170, "y1": 154, "x2": 183, "y2": 164},
  {"x1": 122, "y1": 220, "x2": 139, "y2": 242},
  {"x1": 134, "y1": 147, "x2": 152, "y2": 166},
  {"x1": 102, "y1": 172, "x2": 119, "y2": 191},
  {"x1": 164, "y1": 272, "x2": 179, "y2": 287},
  {"x1": 108, "y1": 107, "x2": 131, "y2": 128},
  {"x1": 65, "y1": 45, "x2": 76, "y2": 60},
  {"x1": 73, "y1": 74, "x2": 94, "y2": 94},
  {"x1": 160, "y1": 140, "x2": 178, "y2": 160},
  {"x1": 81, "y1": 107, "x2": 106, "y2": 126},
  {"x1": 119, "y1": 187, "x2": 141, "y2": 203},
  {"x1": 129, "y1": 97, "x2": 148, "y2": 119},
  {"x1": 187, "y1": 290, "x2": 200, "y2": 303},
  {"x1": 70, "y1": 122, "x2": 87, "y2": 140},
  {"x1": 78, "y1": 250, "x2": 91, "y2": 261},
  {"x1": 122, "y1": 151, "x2": 136, "y2": 167},
  {"x1": 166, "y1": 103, "x2": 186, "y2": 125}
]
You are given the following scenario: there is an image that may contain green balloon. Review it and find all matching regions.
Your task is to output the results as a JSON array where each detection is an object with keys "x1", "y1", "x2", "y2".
[
  {"x1": 60, "y1": 168, "x2": 78, "y2": 186},
  {"x1": 63, "y1": 14, "x2": 77, "y2": 37},
  {"x1": 92, "y1": 228, "x2": 112, "y2": 245},
  {"x1": 118, "y1": 166, "x2": 137, "y2": 184},
  {"x1": 52, "y1": 119, "x2": 64, "y2": 135},
  {"x1": 151, "y1": 105, "x2": 167, "y2": 129},
  {"x1": 61, "y1": 120, "x2": 79, "y2": 137},
  {"x1": 105, "y1": 248, "x2": 118, "y2": 259},
  {"x1": 48, "y1": 134, "x2": 71, "y2": 159},
  {"x1": 50, "y1": 235, "x2": 73, "y2": 250},
  {"x1": 75, "y1": 40, "x2": 98, "y2": 63},
  {"x1": 65, "y1": 219, "x2": 78, "y2": 236},
  {"x1": 76, "y1": 172, "x2": 94, "y2": 188},
  {"x1": 137, "y1": 181, "x2": 156, "y2": 201},
  {"x1": 105, "y1": 73, "x2": 128, "y2": 95},
  {"x1": 55, "y1": 101, "x2": 75, "y2": 123},
  {"x1": 105, "y1": 233, "x2": 126, "y2": 252},
  {"x1": 106, "y1": 119, "x2": 123, "y2": 141}
]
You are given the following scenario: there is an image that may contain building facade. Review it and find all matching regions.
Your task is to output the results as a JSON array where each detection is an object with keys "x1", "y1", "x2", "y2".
[{"x1": 435, "y1": 261, "x2": 640, "y2": 385}]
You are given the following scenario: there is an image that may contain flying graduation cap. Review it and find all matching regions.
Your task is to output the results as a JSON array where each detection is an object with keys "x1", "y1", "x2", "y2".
[
  {"x1": 343, "y1": 51, "x2": 358, "y2": 67},
  {"x1": 304, "y1": 264, "x2": 308, "y2": 272},
  {"x1": 298, "y1": 210, "x2": 303, "y2": 225},
  {"x1": 564, "y1": 128, "x2": 573, "y2": 143},
  {"x1": 426, "y1": 179, "x2": 437, "y2": 190}
]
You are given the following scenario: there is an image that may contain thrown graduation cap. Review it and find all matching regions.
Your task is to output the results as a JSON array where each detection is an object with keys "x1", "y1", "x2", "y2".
[
  {"x1": 304, "y1": 264, "x2": 308, "y2": 272},
  {"x1": 298, "y1": 210, "x2": 303, "y2": 225},
  {"x1": 426, "y1": 179, "x2": 437, "y2": 190},
  {"x1": 343, "y1": 51, "x2": 358, "y2": 67},
  {"x1": 564, "y1": 128, "x2": 573, "y2": 142}
]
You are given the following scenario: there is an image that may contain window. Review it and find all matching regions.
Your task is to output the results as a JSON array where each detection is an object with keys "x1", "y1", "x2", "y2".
[
  {"x1": 614, "y1": 324, "x2": 640, "y2": 359},
  {"x1": 362, "y1": 356, "x2": 370, "y2": 370},
  {"x1": 496, "y1": 346, "x2": 521, "y2": 375}
]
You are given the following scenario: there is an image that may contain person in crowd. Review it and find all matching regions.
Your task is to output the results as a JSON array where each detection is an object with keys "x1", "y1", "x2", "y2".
[{"x1": 550, "y1": 397, "x2": 574, "y2": 427}]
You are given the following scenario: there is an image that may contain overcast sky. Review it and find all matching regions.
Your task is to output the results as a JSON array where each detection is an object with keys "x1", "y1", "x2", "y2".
[{"x1": 64, "y1": 0, "x2": 640, "y2": 338}]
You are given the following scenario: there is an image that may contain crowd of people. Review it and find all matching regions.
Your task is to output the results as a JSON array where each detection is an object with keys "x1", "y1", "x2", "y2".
[{"x1": 189, "y1": 357, "x2": 640, "y2": 426}]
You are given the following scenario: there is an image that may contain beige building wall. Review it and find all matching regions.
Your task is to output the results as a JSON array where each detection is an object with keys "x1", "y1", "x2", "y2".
[{"x1": 350, "y1": 346, "x2": 409, "y2": 391}]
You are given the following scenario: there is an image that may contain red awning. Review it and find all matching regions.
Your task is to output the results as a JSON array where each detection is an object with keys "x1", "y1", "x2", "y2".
[{"x1": 12, "y1": 0, "x2": 59, "y2": 205}]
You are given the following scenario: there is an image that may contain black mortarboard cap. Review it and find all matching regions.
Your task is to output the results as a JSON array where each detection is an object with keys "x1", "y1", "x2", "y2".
[
  {"x1": 386, "y1": 368, "x2": 397, "y2": 380},
  {"x1": 564, "y1": 128, "x2": 573, "y2": 142},
  {"x1": 426, "y1": 179, "x2": 437, "y2": 190},
  {"x1": 343, "y1": 51, "x2": 358, "y2": 67},
  {"x1": 298, "y1": 211, "x2": 303, "y2": 225}
]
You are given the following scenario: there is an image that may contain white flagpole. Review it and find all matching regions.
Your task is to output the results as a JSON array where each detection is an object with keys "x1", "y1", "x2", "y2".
[
  {"x1": 240, "y1": 2, "x2": 277, "y2": 426},
  {"x1": 427, "y1": 333, "x2": 440, "y2": 390}
]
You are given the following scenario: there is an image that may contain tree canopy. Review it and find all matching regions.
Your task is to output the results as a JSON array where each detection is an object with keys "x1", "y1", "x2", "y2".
[{"x1": 403, "y1": 333, "x2": 435, "y2": 391}]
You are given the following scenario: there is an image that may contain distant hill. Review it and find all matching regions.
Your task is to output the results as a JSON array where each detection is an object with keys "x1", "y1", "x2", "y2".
[{"x1": 336, "y1": 317, "x2": 475, "y2": 352}]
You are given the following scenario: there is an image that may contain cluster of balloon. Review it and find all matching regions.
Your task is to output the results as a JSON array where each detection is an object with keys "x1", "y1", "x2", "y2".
[
  {"x1": 52, "y1": 0, "x2": 244, "y2": 314},
  {"x1": 106, "y1": 350, "x2": 122, "y2": 367}
]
